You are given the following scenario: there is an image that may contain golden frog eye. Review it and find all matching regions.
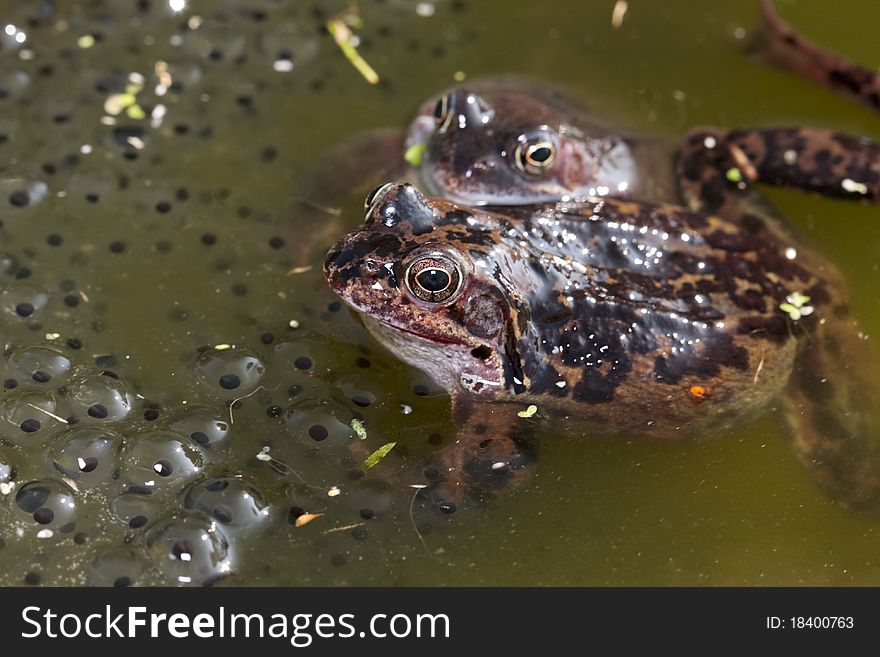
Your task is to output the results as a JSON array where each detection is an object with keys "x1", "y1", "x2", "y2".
[
  {"x1": 432, "y1": 94, "x2": 454, "y2": 131},
  {"x1": 404, "y1": 254, "x2": 462, "y2": 303},
  {"x1": 515, "y1": 139, "x2": 556, "y2": 175}
]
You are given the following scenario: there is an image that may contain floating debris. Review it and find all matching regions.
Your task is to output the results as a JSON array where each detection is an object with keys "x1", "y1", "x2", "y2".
[
  {"x1": 780, "y1": 292, "x2": 814, "y2": 321},
  {"x1": 361, "y1": 442, "x2": 396, "y2": 472},
  {"x1": 725, "y1": 167, "x2": 743, "y2": 183},
  {"x1": 517, "y1": 404, "x2": 538, "y2": 418},
  {"x1": 327, "y1": 486, "x2": 341, "y2": 497},
  {"x1": 103, "y1": 73, "x2": 146, "y2": 120},
  {"x1": 326, "y1": 10, "x2": 380, "y2": 85},
  {"x1": 323, "y1": 522, "x2": 366, "y2": 535},
  {"x1": 688, "y1": 385, "x2": 710, "y2": 400},
  {"x1": 351, "y1": 418, "x2": 368, "y2": 440},
  {"x1": 611, "y1": 0, "x2": 628, "y2": 29},
  {"x1": 404, "y1": 143, "x2": 427, "y2": 167},
  {"x1": 294, "y1": 512, "x2": 323, "y2": 528},
  {"x1": 842, "y1": 178, "x2": 869, "y2": 195}
]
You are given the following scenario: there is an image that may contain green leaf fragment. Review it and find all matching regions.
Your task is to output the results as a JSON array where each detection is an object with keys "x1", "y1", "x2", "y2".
[
  {"x1": 126, "y1": 104, "x2": 146, "y2": 120},
  {"x1": 361, "y1": 442, "x2": 396, "y2": 472},
  {"x1": 788, "y1": 292, "x2": 810, "y2": 308},
  {"x1": 517, "y1": 404, "x2": 538, "y2": 418},
  {"x1": 404, "y1": 143, "x2": 427, "y2": 167},
  {"x1": 779, "y1": 303, "x2": 801, "y2": 320}
]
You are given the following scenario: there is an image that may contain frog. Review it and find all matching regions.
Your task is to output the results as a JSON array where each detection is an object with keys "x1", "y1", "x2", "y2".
[
  {"x1": 401, "y1": 0, "x2": 880, "y2": 221},
  {"x1": 305, "y1": 1, "x2": 880, "y2": 255},
  {"x1": 321, "y1": 2, "x2": 880, "y2": 513},
  {"x1": 324, "y1": 182, "x2": 880, "y2": 514}
]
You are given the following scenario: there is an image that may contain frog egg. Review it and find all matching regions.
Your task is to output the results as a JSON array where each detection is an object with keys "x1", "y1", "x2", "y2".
[
  {"x1": 119, "y1": 430, "x2": 205, "y2": 495},
  {"x1": 181, "y1": 476, "x2": 270, "y2": 533},
  {"x1": 167, "y1": 407, "x2": 231, "y2": 448},
  {"x1": 64, "y1": 372, "x2": 135, "y2": 422},
  {"x1": 348, "y1": 478, "x2": 395, "y2": 518},
  {"x1": 194, "y1": 346, "x2": 265, "y2": 393},
  {"x1": 2, "y1": 388, "x2": 62, "y2": 436},
  {"x1": 110, "y1": 491, "x2": 165, "y2": 530},
  {"x1": 84, "y1": 546, "x2": 148, "y2": 587},
  {"x1": 144, "y1": 511, "x2": 234, "y2": 586},
  {"x1": 285, "y1": 399, "x2": 357, "y2": 447},
  {"x1": 49, "y1": 426, "x2": 123, "y2": 488},
  {"x1": 0, "y1": 283, "x2": 49, "y2": 320},
  {"x1": 14, "y1": 479, "x2": 77, "y2": 531},
  {"x1": 1, "y1": 176, "x2": 49, "y2": 211},
  {"x1": 8, "y1": 345, "x2": 72, "y2": 386},
  {"x1": 336, "y1": 374, "x2": 379, "y2": 409},
  {"x1": 0, "y1": 445, "x2": 17, "y2": 483},
  {"x1": 270, "y1": 332, "x2": 334, "y2": 373}
]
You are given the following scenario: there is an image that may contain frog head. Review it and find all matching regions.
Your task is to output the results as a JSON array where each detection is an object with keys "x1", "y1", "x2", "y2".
[
  {"x1": 406, "y1": 82, "x2": 638, "y2": 205},
  {"x1": 323, "y1": 182, "x2": 520, "y2": 397}
]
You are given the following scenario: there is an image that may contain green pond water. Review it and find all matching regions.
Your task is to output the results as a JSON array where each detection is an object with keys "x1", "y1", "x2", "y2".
[{"x1": 0, "y1": 0, "x2": 878, "y2": 586}]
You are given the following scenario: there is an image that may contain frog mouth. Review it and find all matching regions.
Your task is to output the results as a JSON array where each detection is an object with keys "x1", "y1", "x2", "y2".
[
  {"x1": 361, "y1": 315, "x2": 460, "y2": 348},
  {"x1": 370, "y1": 316, "x2": 459, "y2": 345}
]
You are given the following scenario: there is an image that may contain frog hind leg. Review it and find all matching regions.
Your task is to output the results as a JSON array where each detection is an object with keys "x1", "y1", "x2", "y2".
[
  {"x1": 675, "y1": 126, "x2": 880, "y2": 230},
  {"x1": 759, "y1": 0, "x2": 880, "y2": 112},
  {"x1": 418, "y1": 401, "x2": 538, "y2": 514},
  {"x1": 783, "y1": 315, "x2": 880, "y2": 512}
]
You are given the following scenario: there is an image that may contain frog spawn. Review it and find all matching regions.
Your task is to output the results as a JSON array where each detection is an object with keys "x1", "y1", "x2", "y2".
[
  {"x1": 0, "y1": 330, "x2": 426, "y2": 585},
  {"x1": 0, "y1": 0, "x2": 462, "y2": 586}
]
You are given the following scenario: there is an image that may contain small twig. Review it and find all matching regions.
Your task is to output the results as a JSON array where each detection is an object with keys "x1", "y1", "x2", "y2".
[
  {"x1": 753, "y1": 350, "x2": 766, "y2": 384},
  {"x1": 326, "y1": 10, "x2": 380, "y2": 85},
  {"x1": 228, "y1": 384, "x2": 280, "y2": 425},
  {"x1": 408, "y1": 484, "x2": 435, "y2": 560},
  {"x1": 25, "y1": 403, "x2": 68, "y2": 424},
  {"x1": 292, "y1": 197, "x2": 343, "y2": 216},
  {"x1": 323, "y1": 522, "x2": 366, "y2": 535}
]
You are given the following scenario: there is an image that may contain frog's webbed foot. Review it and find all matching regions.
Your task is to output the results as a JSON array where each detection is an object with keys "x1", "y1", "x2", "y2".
[
  {"x1": 785, "y1": 319, "x2": 880, "y2": 512},
  {"x1": 419, "y1": 402, "x2": 538, "y2": 514},
  {"x1": 676, "y1": 126, "x2": 880, "y2": 231},
  {"x1": 759, "y1": 0, "x2": 880, "y2": 112}
]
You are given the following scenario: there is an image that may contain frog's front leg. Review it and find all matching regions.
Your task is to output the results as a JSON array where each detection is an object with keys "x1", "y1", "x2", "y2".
[
  {"x1": 419, "y1": 400, "x2": 538, "y2": 514},
  {"x1": 676, "y1": 127, "x2": 880, "y2": 225},
  {"x1": 760, "y1": 0, "x2": 880, "y2": 112}
]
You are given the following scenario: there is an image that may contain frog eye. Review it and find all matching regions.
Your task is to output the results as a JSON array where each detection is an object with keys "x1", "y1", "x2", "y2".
[
  {"x1": 432, "y1": 94, "x2": 454, "y2": 131},
  {"x1": 515, "y1": 139, "x2": 556, "y2": 175},
  {"x1": 364, "y1": 182, "x2": 394, "y2": 210},
  {"x1": 404, "y1": 254, "x2": 463, "y2": 304}
]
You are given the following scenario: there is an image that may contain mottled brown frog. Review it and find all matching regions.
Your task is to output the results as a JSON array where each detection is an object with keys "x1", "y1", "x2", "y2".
[
  {"x1": 321, "y1": 1, "x2": 880, "y2": 514},
  {"x1": 324, "y1": 183, "x2": 880, "y2": 513}
]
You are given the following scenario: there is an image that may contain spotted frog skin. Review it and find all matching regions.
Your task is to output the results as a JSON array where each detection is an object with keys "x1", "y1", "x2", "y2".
[
  {"x1": 325, "y1": 183, "x2": 879, "y2": 512},
  {"x1": 323, "y1": 3, "x2": 880, "y2": 513}
]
